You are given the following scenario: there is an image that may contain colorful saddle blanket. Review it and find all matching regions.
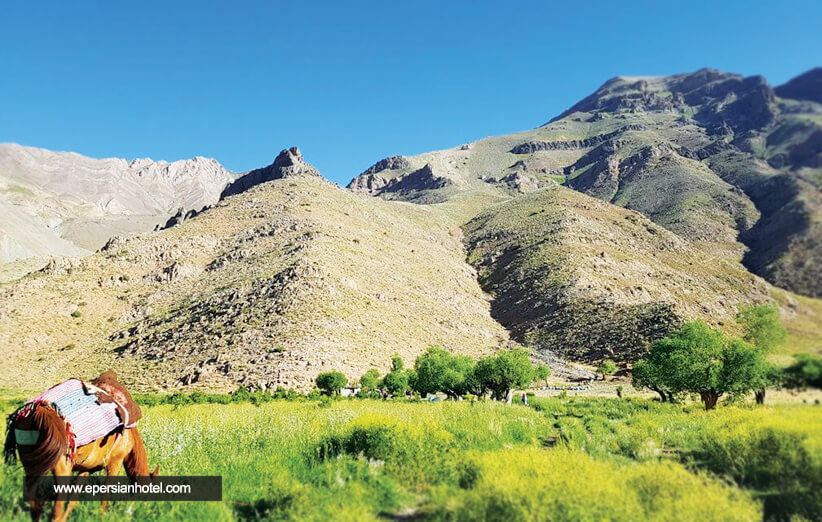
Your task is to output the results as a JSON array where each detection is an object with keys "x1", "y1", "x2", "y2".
[{"x1": 31, "y1": 379, "x2": 123, "y2": 447}]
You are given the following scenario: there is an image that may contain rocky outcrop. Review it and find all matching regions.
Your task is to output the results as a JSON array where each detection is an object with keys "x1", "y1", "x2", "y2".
[
  {"x1": 349, "y1": 164, "x2": 452, "y2": 199},
  {"x1": 498, "y1": 172, "x2": 557, "y2": 193},
  {"x1": 347, "y1": 155, "x2": 411, "y2": 194},
  {"x1": 221, "y1": 147, "x2": 321, "y2": 198},
  {"x1": 510, "y1": 126, "x2": 641, "y2": 154},
  {"x1": 348, "y1": 172, "x2": 389, "y2": 195},
  {"x1": 360, "y1": 155, "x2": 410, "y2": 175},
  {"x1": 383, "y1": 164, "x2": 450, "y2": 193}
]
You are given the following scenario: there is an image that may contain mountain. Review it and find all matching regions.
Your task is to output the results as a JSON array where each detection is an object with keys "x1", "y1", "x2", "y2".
[
  {"x1": 0, "y1": 149, "x2": 507, "y2": 392},
  {"x1": 349, "y1": 68, "x2": 822, "y2": 299},
  {"x1": 0, "y1": 143, "x2": 235, "y2": 277},
  {"x1": 1, "y1": 69, "x2": 820, "y2": 393}
]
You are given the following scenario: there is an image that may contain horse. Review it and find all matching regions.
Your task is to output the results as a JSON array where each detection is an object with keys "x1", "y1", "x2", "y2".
[{"x1": 4, "y1": 385, "x2": 158, "y2": 521}]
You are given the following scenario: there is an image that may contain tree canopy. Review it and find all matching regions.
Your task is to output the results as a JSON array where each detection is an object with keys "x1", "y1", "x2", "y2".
[
  {"x1": 473, "y1": 348, "x2": 534, "y2": 401},
  {"x1": 632, "y1": 321, "x2": 770, "y2": 410},
  {"x1": 316, "y1": 371, "x2": 347, "y2": 395},
  {"x1": 410, "y1": 347, "x2": 476, "y2": 399},
  {"x1": 737, "y1": 304, "x2": 787, "y2": 353},
  {"x1": 359, "y1": 368, "x2": 381, "y2": 395},
  {"x1": 534, "y1": 364, "x2": 551, "y2": 386}
]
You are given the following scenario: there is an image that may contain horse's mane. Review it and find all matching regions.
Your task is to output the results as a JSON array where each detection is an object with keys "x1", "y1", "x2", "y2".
[{"x1": 11, "y1": 403, "x2": 68, "y2": 477}]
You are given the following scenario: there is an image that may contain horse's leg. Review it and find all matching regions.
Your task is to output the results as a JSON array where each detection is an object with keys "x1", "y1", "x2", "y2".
[
  {"x1": 25, "y1": 475, "x2": 44, "y2": 521},
  {"x1": 56, "y1": 471, "x2": 87, "y2": 522},
  {"x1": 50, "y1": 457, "x2": 72, "y2": 522},
  {"x1": 100, "y1": 452, "x2": 125, "y2": 514}
]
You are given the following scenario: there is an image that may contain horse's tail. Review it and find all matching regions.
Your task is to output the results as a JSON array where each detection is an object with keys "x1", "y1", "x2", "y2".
[
  {"x1": 124, "y1": 427, "x2": 157, "y2": 478},
  {"x1": 3, "y1": 411, "x2": 18, "y2": 465},
  {"x1": 8, "y1": 403, "x2": 68, "y2": 477}
]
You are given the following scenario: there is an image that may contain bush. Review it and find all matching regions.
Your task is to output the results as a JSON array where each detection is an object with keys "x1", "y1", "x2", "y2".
[
  {"x1": 313, "y1": 415, "x2": 458, "y2": 485},
  {"x1": 597, "y1": 359, "x2": 617, "y2": 380},
  {"x1": 783, "y1": 354, "x2": 822, "y2": 389},
  {"x1": 696, "y1": 422, "x2": 822, "y2": 520},
  {"x1": 423, "y1": 448, "x2": 759, "y2": 521}
]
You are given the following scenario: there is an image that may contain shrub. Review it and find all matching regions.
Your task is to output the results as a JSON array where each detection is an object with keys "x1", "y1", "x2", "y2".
[
  {"x1": 313, "y1": 415, "x2": 457, "y2": 485},
  {"x1": 696, "y1": 421, "x2": 822, "y2": 520},
  {"x1": 597, "y1": 359, "x2": 617, "y2": 380},
  {"x1": 783, "y1": 354, "x2": 822, "y2": 389}
]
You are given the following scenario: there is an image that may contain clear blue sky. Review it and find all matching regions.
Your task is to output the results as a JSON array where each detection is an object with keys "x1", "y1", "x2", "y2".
[{"x1": 1, "y1": 1, "x2": 820, "y2": 185}]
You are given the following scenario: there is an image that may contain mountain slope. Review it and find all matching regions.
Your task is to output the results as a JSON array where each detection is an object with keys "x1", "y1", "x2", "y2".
[
  {"x1": 464, "y1": 186, "x2": 782, "y2": 361},
  {"x1": 0, "y1": 150, "x2": 507, "y2": 392},
  {"x1": 0, "y1": 143, "x2": 234, "y2": 271},
  {"x1": 348, "y1": 68, "x2": 822, "y2": 298}
]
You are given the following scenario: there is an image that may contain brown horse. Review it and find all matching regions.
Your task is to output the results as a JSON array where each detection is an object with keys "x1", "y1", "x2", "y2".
[{"x1": 4, "y1": 399, "x2": 158, "y2": 521}]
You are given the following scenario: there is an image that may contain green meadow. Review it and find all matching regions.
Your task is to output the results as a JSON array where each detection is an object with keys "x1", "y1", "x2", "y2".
[{"x1": 2, "y1": 397, "x2": 821, "y2": 521}]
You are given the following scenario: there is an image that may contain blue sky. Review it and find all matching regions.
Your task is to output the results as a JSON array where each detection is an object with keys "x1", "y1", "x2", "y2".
[{"x1": 1, "y1": 1, "x2": 820, "y2": 185}]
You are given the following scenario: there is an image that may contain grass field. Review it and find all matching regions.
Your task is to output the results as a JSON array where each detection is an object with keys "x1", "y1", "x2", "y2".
[{"x1": 2, "y1": 397, "x2": 821, "y2": 521}]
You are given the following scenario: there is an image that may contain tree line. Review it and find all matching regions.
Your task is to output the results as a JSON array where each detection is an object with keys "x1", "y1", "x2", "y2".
[
  {"x1": 315, "y1": 303, "x2": 821, "y2": 410},
  {"x1": 316, "y1": 347, "x2": 551, "y2": 401}
]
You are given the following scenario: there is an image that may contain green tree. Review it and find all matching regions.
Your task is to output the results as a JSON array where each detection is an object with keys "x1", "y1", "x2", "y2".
[
  {"x1": 534, "y1": 364, "x2": 551, "y2": 386},
  {"x1": 390, "y1": 354, "x2": 404, "y2": 372},
  {"x1": 410, "y1": 347, "x2": 476, "y2": 399},
  {"x1": 783, "y1": 354, "x2": 822, "y2": 389},
  {"x1": 381, "y1": 369, "x2": 409, "y2": 397},
  {"x1": 737, "y1": 304, "x2": 787, "y2": 352},
  {"x1": 359, "y1": 368, "x2": 381, "y2": 395},
  {"x1": 596, "y1": 360, "x2": 617, "y2": 381},
  {"x1": 737, "y1": 304, "x2": 787, "y2": 404},
  {"x1": 632, "y1": 358, "x2": 675, "y2": 403},
  {"x1": 473, "y1": 348, "x2": 535, "y2": 401},
  {"x1": 632, "y1": 321, "x2": 769, "y2": 410},
  {"x1": 315, "y1": 371, "x2": 347, "y2": 396}
]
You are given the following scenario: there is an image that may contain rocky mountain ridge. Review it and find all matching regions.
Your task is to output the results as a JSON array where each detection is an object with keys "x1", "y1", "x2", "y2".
[
  {"x1": 349, "y1": 67, "x2": 822, "y2": 298},
  {"x1": 0, "y1": 143, "x2": 235, "y2": 277}
]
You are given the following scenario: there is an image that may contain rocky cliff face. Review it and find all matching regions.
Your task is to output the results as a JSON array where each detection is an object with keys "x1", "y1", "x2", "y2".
[{"x1": 0, "y1": 143, "x2": 235, "y2": 271}]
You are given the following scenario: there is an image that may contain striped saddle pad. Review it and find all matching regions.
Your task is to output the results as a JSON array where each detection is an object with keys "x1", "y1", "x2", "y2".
[{"x1": 32, "y1": 379, "x2": 123, "y2": 447}]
